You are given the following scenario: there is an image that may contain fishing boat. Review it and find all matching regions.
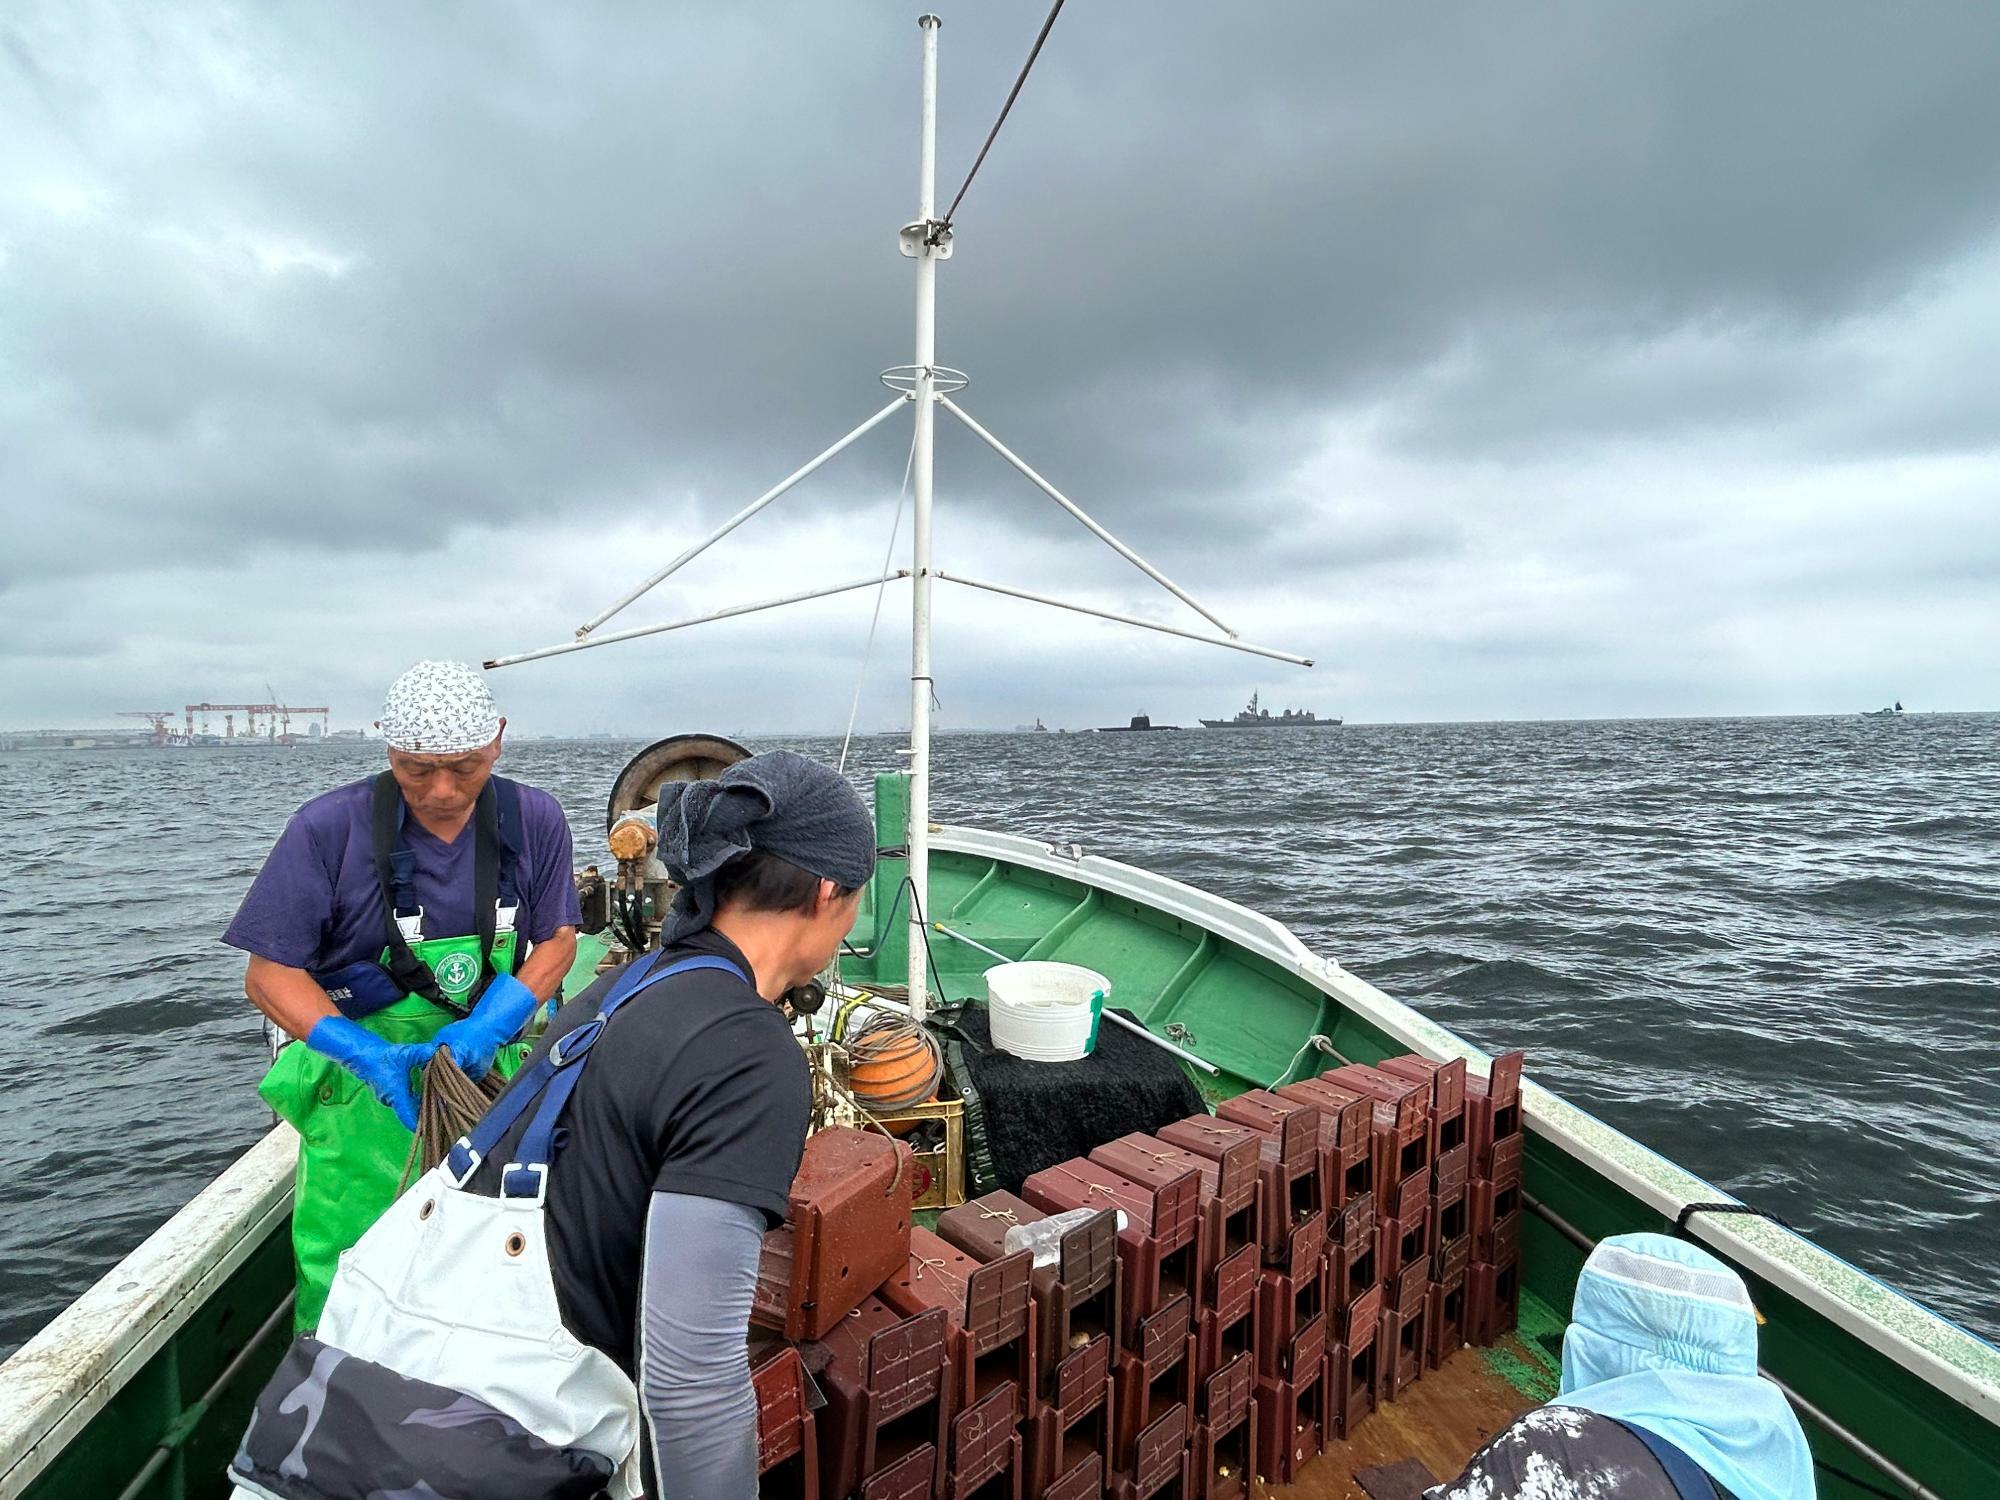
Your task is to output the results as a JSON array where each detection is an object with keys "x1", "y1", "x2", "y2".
[{"x1": 4, "y1": 16, "x2": 1996, "y2": 1500}]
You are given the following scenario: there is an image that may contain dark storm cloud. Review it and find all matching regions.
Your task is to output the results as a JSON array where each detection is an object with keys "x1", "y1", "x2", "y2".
[{"x1": 3, "y1": 1, "x2": 1998, "y2": 727}]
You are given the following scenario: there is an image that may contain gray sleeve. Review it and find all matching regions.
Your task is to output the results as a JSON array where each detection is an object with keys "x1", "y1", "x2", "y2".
[{"x1": 638, "y1": 1191, "x2": 767, "y2": 1500}]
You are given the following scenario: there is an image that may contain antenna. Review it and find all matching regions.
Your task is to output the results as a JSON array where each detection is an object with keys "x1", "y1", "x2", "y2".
[{"x1": 482, "y1": 16, "x2": 1314, "y2": 1017}]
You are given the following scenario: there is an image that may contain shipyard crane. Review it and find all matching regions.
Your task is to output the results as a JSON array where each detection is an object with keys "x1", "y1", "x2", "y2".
[
  {"x1": 117, "y1": 711, "x2": 176, "y2": 746},
  {"x1": 181, "y1": 701, "x2": 322, "y2": 741}
]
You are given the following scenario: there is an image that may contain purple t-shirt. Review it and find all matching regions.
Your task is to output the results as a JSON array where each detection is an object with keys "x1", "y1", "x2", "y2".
[{"x1": 222, "y1": 776, "x2": 581, "y2": 974}]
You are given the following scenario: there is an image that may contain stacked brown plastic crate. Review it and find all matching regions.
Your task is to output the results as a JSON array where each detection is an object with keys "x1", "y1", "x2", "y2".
[
  {"x1": 1205, "y1": 1091, "x2": 1329, "y2": 1488},
  {"x1": 1465, "y1": 1051, "x2": 1526, "y2": 1344},
  {"x1": 1021, "y1": 1155, "x2": 1200, "y2": 1498},
  {"x1": 746, "y1": 1058, "x2": 1525, "y2": 1499},
  {"x1": 750, "y1": 1127, "x2": 938, "y2": 1500},
  {"x1": 1101, "y1": 1129, "x2": 1259, "y2": 1500},
  {"x1": 938, "y1": 1191, "x2": 1120, "y2": 1500},
  {"x1": 1379, "y1": 1054, "x2": 1472, "y2": 1368},
  {"x1": 882, "y1": 1229, "x2": 1036, "y2": 1498},
  {"x1": 1272, "y1": 1073, "x2": 1380, "y2": 1441},
  {"x1": 1320, "y1": 1063, "x2": 1434, "y2": 1405}
]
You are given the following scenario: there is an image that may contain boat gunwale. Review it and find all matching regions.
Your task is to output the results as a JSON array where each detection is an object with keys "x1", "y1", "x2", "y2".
[
  {"x1": 0, "y1": 1124, "x2": 297, "y2": 1498},
  {"x1": 929, "y1": 821, "x2": 2000, "y2": 1424}
]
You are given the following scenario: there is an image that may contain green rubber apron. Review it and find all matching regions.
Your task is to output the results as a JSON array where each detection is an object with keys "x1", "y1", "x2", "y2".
[{"x1": 260, "y1": 928, "x2": 531, "y2": 1332}]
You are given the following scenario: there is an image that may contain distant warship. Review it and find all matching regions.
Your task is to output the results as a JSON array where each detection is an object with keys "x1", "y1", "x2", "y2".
[{"x1": 1199, "y1": 692, "x2": 1341, "y2": 728}]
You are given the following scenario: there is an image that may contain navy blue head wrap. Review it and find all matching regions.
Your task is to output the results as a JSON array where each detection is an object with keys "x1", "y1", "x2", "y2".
[{"x1": 655, "y1": 750, "x2": 875, "y2": 943}]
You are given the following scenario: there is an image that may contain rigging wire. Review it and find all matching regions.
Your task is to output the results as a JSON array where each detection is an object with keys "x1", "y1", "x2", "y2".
[
  {"x1": 838, "y1": 426, "x2": 920, "y2": 774},
  {"x1": 931, "y1": 0, "x2": 1070, "y2": 240}
]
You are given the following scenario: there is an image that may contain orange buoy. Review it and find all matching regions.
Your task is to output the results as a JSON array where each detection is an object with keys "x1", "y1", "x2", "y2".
[{"x1": 846, "y1": 1025, "x2": 941, "y2": 1132}]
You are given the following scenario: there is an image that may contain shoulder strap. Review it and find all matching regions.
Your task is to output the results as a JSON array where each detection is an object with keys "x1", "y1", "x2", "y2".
[
  {"x1": 1606, "y1": 1418, "x2": 1721, "y2": 1500},
  {"x1": 370, "y1": 772, "x2": 452, "y2": 1009},
  {"x1": 444, "y1": 953, "x2": 752, "y2": 1197},
  {"x1": 468, "y1": 781, "x2": 501, "y2": 998},
  {"x1": 491, "y1": 775, "x2": 526, "y2": 908}
]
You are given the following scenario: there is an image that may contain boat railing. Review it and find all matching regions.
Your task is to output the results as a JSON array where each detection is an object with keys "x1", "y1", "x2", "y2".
[{"x1": 0, "y1": 1126, "x2": 297, "y2": 1498}]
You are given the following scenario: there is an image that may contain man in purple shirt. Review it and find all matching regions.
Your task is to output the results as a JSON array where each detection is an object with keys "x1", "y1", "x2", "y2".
[{"x1": 225, "y1": 659, "x2": 580, "y2": 1328}]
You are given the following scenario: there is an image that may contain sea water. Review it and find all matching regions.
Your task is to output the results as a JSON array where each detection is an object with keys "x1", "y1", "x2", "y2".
[{"x1": 1, "y1": 712, "x2": 1994, "y2": 1357}]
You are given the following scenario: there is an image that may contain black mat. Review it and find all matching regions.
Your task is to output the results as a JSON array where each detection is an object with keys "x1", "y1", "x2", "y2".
[
  {"x1": 938, "y1": 1006, "x2": 1206, "y2": 1193},
  {"x1": 1355, "y1": 1459, "x2": 1441, "y2": 1500}
]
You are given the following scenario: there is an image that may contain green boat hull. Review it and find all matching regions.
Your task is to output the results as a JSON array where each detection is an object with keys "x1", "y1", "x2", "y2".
[{"x1": 3, "y1": 778, "x2": 1995, "y2": 1499}]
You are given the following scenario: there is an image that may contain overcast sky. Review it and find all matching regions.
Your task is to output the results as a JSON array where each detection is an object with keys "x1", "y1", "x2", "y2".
[{"x1": 5, "y1": 1, "x2": 1997, "y2": 735}]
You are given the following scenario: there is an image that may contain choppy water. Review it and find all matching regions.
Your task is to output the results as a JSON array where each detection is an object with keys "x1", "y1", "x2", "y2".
[{"x1": 1, "y1": 714, "x2": 1996, "y2": 1359}]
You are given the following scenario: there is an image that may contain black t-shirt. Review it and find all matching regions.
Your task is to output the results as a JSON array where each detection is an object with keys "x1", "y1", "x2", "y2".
[{"x1": 467, "y1": 929, "x2": 810, "y2": 1373}]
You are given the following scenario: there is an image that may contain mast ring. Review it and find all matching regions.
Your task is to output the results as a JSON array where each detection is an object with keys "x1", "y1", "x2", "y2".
[{"x1": 880, "y1": 364, "x2": 969, "y2": 395}]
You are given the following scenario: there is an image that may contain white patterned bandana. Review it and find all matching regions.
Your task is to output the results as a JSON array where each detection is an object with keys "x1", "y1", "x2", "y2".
[{"x1": 379, "y1": 660, "x2": 502, "y2": 754}]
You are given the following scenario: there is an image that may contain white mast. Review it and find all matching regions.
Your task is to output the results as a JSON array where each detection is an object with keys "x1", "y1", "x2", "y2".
[
  {"x1": 491, "y1": 16, "x2": 1310, "y2": 1013},
  {"x1": 906, "y1": 13, "x2": 943, "y2": 1018}
]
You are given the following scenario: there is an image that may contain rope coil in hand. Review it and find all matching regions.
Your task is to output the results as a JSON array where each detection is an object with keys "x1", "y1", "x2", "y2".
[{"x1": 399, "y1": 1050, "x2": 506, "y2": 1191}]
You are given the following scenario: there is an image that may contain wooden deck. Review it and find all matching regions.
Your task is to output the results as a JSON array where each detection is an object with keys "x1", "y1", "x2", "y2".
[{"x1": 1271, "y1": 1340, "x2": 1546, "y2": 1498}]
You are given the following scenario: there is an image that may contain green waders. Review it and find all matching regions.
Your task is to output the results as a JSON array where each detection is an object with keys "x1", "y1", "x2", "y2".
[{"x1": 259, "y1": 930, "x2": 533, "y2": 1332}]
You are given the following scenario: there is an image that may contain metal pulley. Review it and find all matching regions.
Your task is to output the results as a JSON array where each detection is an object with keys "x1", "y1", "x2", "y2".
[{"x1": 601, "y1": 733, "x2": 752, "y2": 954}]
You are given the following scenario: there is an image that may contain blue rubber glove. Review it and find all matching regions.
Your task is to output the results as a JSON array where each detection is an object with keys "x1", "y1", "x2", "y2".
[
  {"x1": 306, "y1": 1016, "x2": 435, "y2": 1131},
  {"x1": 434, "y1": 973, "x2": 540, "y2": 1081}
]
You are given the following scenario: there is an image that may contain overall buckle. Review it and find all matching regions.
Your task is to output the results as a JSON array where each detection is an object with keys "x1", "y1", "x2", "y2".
[
  {"x1": 549, "y1": 1019, "x2": 604, "y2": 1067},
  {"x1": 500, "y1": 1161, "x2": 550, "y2": 1206},
  {"x1": 442, "y1": 1140, "x2": 482, "y2": 1187}
]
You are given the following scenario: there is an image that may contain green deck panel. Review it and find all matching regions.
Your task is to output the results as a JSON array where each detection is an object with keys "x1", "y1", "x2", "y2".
[
  {"x1": 1150, "y1": 947, "x2": 1332, "y2": 1089},
  {"x1": 946, "y1": 862, "x2": 1086, "y2": 951},
  {"x1": 1485, "y1": 1288, "x2": 1564, "y2": 1404},
  {"x1": 1024, "y1": 894, "x2": 1205, "y2": 1017}
]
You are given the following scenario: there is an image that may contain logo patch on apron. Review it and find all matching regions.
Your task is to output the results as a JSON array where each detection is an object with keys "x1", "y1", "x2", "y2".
[{"x1": 434, "y1": 949, "x2": 482, "y2": 999}]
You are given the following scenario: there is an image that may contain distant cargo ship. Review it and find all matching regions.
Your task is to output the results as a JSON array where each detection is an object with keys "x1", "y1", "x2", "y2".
[{"x1": 1199, "y1": 692, "x2": 1341, "y2": 728}]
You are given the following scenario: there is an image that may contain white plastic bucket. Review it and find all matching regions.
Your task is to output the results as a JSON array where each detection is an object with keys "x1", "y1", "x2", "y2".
[{"x1": 985, "y1": 961, "x2": 1111, "y2": 1063}]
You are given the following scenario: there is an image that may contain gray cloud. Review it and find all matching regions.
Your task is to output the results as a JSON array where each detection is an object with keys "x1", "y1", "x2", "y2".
[{"x1": 3, "y1": 1, "x2": 1998, "y2": 730}]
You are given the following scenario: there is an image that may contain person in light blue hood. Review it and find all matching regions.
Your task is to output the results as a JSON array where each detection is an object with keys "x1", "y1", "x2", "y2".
[{"x1": 1428, "y1": 1232, "x2": 1815, "y2": 1500}]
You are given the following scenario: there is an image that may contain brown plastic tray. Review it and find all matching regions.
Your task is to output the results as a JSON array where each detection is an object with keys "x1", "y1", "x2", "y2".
[
  {"x1": 751, "y1": 1126, "x2": 912, "y2": 1342},
  {"x1": 1024, "y1": 1157, "x2": 1202, "y2": 1342}
]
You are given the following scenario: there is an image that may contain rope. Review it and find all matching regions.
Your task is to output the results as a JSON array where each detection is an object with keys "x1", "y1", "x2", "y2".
[
  {"x1": 843, "y1": 1008, "x2": 947, "y2": 1112},
  {"x1": 398, "y1": 1050, "x2": 506, "y2": 1191},
  {"x1": 814, "y1": 1054, "x2": 910, "y2": 1198},
  {"x1": 838, "y1": 428, "x2": 919, "y2": 775},
  {"x1": 933, "y1": 0, "x2": 1070, "y2": 239},
  {"x1": 1272, "y1": 1032, "x2": 1340, "y2": 1088},
  {"x1": 1675, "y1": 1201, "x2": 1794, "y2": 1235}
]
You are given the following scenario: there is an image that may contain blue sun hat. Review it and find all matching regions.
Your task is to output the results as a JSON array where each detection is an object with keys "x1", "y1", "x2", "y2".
[{"x1": 1554, "y1": 1232, "x2": 1815, "y2": 1500}]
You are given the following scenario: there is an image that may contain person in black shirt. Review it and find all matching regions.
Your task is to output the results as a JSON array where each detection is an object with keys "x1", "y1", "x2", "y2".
[{"x1": 469, "y1": 750, "x2": 876, "y2": 1498}]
